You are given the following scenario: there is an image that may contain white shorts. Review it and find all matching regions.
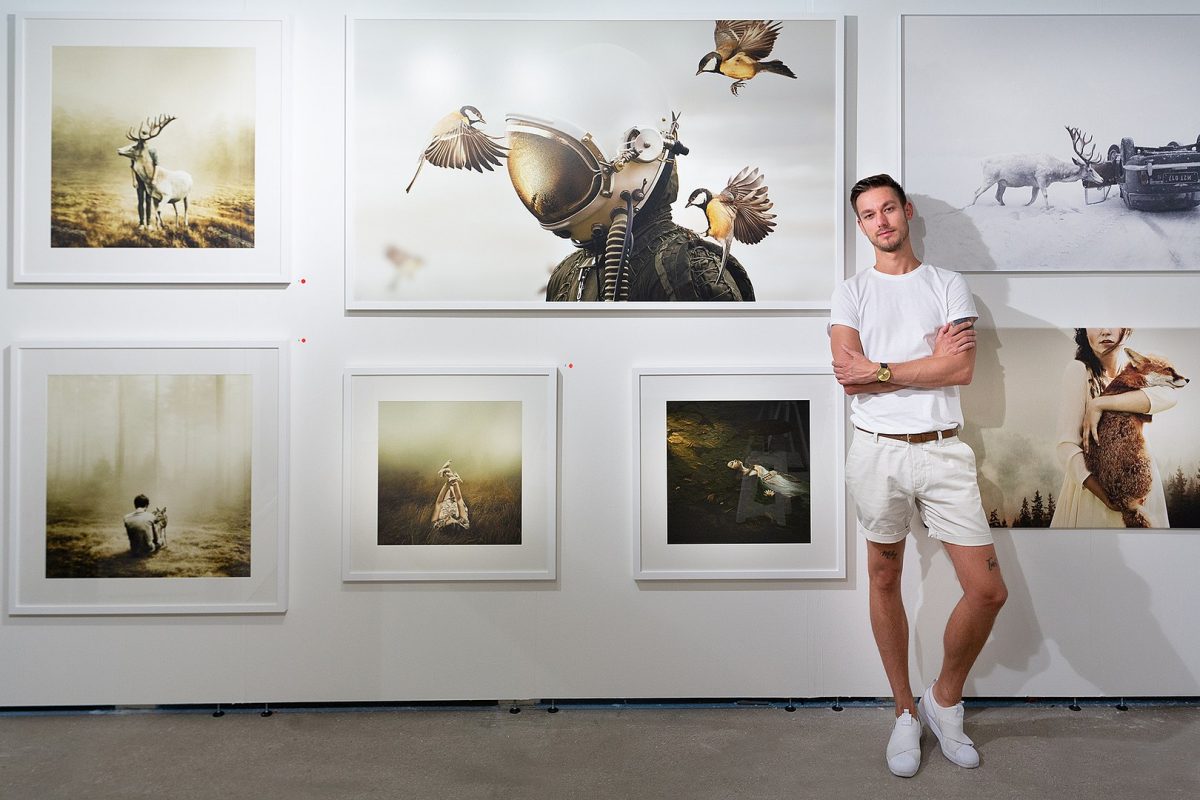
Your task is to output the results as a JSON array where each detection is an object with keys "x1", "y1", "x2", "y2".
[{"x1": 844, "y1": 428, "x2": 993, "y2": 547}]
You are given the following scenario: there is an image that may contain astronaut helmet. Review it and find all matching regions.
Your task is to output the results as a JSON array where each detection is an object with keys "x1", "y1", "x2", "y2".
[
  {"x1": 506, "y1": 113, "x2": 681, "y2": 241},
  {"x1": 503, "y1": 42, "x2": 684, "y2": 243}
]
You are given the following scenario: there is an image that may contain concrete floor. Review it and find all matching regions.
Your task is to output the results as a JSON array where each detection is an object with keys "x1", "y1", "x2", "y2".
[{"x1": 1, "y1": 704, "x2": 1197, "y2": 799}]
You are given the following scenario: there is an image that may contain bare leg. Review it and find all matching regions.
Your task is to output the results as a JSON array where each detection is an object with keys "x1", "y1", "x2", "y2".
[
  {"x1": 867, "y1": 539, "x2": 914, "y2": 716},
  {"x1": 934, "y1": 542, "x2": 1008, "y2": 706}
]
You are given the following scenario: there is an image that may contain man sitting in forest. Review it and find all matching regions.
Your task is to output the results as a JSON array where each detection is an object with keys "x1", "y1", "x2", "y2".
[{"x1": 123, "y1": 494, "x2": 161, "y2": 556}]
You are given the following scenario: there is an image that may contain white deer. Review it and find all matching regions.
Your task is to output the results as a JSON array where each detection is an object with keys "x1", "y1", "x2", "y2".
[
  {"x1": 116, "y1": 114, "x2": 193, "y2": 228},
  {"x1": 970, "y1": 126, "x2": 1100, "y2": 208}
]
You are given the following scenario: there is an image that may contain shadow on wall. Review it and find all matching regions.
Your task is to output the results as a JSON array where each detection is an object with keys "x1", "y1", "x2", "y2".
[{"x1": 909, "y1": 194, "x2": 996, "y2": 270}]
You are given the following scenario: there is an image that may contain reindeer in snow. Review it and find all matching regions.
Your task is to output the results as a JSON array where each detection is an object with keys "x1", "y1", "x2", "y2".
[
  {"x1": 970, "y1": 126, "x2": 1101, "y2": 209},
  {"x1": 116, "y1": 114, "x2": 193, "y2": 229}
]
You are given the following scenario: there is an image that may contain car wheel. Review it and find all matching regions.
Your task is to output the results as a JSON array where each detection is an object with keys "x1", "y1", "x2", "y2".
[
  {"x1": 1107, "y1": 144, "x2": 1120, "y2": 162},
  {"x1": 1121, "y1": 137, "x2": 1136, "y2": 163}
]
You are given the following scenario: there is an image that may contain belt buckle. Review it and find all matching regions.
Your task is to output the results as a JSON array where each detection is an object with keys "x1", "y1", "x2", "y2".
[{"x1": 904, "y1": 432, "x2": 915, "y2": 444}]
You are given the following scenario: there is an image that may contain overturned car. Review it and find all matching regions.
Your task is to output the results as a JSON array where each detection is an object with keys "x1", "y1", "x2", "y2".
[{"x1": 1085, "y1": 135, "x2": 1200, "y2": 211}]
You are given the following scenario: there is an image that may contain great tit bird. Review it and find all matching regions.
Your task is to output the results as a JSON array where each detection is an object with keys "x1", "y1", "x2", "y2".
[
  {"x1": 686, "y1": 167, "x2": 777, "y2": 272},
  {"x1": 696, "y1": 20, "x2": 797, "y2": 95},
  {"x1": 406, "y1": 105, "x2": 508, "y2": 194}
]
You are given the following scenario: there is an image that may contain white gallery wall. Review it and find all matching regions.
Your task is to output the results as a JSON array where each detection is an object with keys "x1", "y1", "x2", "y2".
[{"x1": 3, "y1": 0, "x2": 1199, "y2": 706}]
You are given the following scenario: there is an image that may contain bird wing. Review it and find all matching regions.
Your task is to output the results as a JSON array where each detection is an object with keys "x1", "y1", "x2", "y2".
[
  {"x1": 423, "y1": 117, "x2": 508, "y2": 173},
  {"x1": 721, "y1": 167, "x2": 777, "y2": 245},
  {"x1": 726, "y1": 20, "x2": 782, "y2": 61},
  {"x1": 712, "y1": 20, "x2": 742, "y2": 59}
]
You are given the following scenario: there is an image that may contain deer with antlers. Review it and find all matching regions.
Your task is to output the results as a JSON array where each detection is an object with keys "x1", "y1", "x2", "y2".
[
  {"x1": 970, "y1": 126, "x2": 1101, "y2": 209},
  {"x1": 116, "y1": 114, "x2": 194, "y2": 229}
]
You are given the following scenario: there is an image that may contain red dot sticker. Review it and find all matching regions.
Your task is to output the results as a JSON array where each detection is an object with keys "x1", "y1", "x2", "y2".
[
  {"x1": 299, "y1": 278, "x2": 307, "y2": 285},
  {"x1": 299, "y1": 338, "x2": 307, "y2": 344},
  {"x1": 568, "y1": 363, "x2": 574, "y2": 369}
]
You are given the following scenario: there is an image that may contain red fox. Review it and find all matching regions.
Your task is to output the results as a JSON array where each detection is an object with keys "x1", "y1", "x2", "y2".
[{"x1": 1083, "y1": 348, "x2": 1189, "y2": 527}]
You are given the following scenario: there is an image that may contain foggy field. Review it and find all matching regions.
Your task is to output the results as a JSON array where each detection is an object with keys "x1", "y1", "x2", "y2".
[
  {"x1": 45, "y1": 510, "x2": 250, "y2": 579},
  {"x1": 50, "y1": 173, "x2": 255, "y2": 249},
  {"x1": 378, "y1": 467, "x2": 521, "y2": 546}
]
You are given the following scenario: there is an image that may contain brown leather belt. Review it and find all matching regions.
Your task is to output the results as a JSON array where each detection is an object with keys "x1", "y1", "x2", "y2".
[{"x1": 856, "y1": 426, "x2": 959, "y2": 444}]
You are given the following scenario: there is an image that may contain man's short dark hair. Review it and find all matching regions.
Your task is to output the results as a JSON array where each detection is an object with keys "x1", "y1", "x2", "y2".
[
  {"x1": 134, "y1": 494, "x2": 149, "y2": 509},
  {"x1": 850, "y1": 174, "x2": 908, "y2": 214}
]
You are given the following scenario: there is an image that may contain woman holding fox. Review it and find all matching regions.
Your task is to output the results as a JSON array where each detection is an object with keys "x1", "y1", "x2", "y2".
[{"x1": 1050, "y1": 327, "x2": 1182, "y2": 528}]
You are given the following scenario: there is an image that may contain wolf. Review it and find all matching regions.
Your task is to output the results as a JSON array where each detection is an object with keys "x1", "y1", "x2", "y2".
[
  {"x1": 1083, "y1": 349, "x2": 1189, "y2": 527},
  {"x1": 153, "y1": 507, "x2": 168, "y2": 549}
]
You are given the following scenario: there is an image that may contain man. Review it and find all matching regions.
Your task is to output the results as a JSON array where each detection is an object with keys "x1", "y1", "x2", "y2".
[
  {"x1": 123, "y1": 494, "x2": 161, "y2": 556},
  {"x1": 829, "y1": 174, "x2": 1007, "y2": 777}
]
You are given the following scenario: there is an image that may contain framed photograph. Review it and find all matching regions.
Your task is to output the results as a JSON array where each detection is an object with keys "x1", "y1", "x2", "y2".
[
  {"x1": 901, "y1": 14, "x2": 1200, "y2": 272},
  {"x1": 963, "y1": 327, "x2": 1197, "y2": 529},
  {"x1": 633, "y1": 367, "x2": 844, "y2": 579},
  {"x1": 12, "y1": 14, "x2": 290, "y2": 283},
  {"x1": 7, "y1": 343, "x2": 288, "y2": 614},
  {"x1": 346, "y1": 15, "x2": 843, "y2": 310},
  {"x1": 343, "y1": 368, "x2": 558, "y2": 580}
]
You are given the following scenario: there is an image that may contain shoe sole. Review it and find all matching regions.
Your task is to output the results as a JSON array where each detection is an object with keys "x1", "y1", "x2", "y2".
[{"x1": 918, "y1": 699, "x2": 978, "y2": 769}]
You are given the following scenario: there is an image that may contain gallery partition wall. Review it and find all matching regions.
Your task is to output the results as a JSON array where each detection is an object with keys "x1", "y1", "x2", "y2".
[{"x1": 2, "y1": 0, "x2": 1198, "y2": 708}]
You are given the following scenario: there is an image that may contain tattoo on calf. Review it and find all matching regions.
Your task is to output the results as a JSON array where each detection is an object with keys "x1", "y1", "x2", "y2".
[
  {"x1": 986, "y1": 556, "x2": 998, "y2": 571},
  {"x1": 881, "y1": 549, "x2": 899, "y2": 560}
]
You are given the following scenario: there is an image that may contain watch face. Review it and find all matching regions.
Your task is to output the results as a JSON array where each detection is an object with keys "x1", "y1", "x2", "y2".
[{"x1": 877, "y1": 366, "x2": 892, "y2": 382}]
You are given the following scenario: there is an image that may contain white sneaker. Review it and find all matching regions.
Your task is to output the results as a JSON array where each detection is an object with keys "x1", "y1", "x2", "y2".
[
  {"x1": 885, "y1": 709, "x2": 922, "y2": 777},
  {"x1": 917, "y1": 680, "x2": 979, "y2": 768}
]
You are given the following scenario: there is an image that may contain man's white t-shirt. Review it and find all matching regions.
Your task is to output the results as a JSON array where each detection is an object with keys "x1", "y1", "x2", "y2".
[{"x1": 829, "y1": 263, "x2": 978, "y2": 434}]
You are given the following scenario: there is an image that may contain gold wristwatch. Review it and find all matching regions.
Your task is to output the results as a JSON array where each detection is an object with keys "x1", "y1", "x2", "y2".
[{"x1": 876, "y1": 362, "x2": 892, "y2": 382}]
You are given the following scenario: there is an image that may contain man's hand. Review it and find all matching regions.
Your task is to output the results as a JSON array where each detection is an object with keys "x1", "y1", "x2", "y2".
[
  {"x1": 832, "y1": 345, "x2": 880, "y2": 386},
  {"x1": 932, "y1": 320, "x2": 977, "y2": 358}
]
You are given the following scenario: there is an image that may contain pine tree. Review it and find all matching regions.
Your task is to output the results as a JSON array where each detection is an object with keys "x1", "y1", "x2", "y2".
[
  {"x1": 1046, "y1": 492, "x2": 1056, "y2": 525},
  {"x1": 1166, "y1": 467, "x2": 1187, "y2": 526},
  {"x1": 1030, "y1": 490, "x2": 1046, "y2": 527},
  {"x1": 1167, "y1": 467, "x2": 1186, "y2": 505},
  {"x1": 988, "y1": 509, "x2": 1006, "y2": 528},
  {"x1": 1015, "y1": 497, "x2": 1032, "y2": 528}
]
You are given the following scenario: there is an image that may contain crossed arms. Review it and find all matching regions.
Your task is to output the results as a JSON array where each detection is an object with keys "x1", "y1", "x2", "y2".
[{"x1": 830, "y1": 320, "x2": 977, "y2": 395}]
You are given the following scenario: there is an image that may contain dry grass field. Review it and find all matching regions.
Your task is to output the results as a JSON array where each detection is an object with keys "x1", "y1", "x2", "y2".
[
  {"x1": 50, "y1": 173, "x2": 254, "y2": 249},
  {"x1": 378, "y1": 467, "x2": 522, "y2": 546},
  {"x1": 45, "y1": 507, "x2": 251, "y2": 579}
]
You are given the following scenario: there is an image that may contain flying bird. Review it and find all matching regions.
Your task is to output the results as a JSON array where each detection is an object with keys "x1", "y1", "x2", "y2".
[
  {"x1": 696, "y1": 20, "x2": 796, "y2": 95},
  {"x1": 686, "y1": 167, "x2": 777, "y2": 272},
  {"x1": 405, "y1": 105, "x2": 508, "y2": 194},
  {"x1": 383, "y1": 244, "x2": 424, "y2": 290}
]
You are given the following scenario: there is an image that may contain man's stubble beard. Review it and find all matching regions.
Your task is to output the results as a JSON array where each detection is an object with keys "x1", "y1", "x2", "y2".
[{"x1": 874, "y1": 230, "x2": 907, "y2": 254}]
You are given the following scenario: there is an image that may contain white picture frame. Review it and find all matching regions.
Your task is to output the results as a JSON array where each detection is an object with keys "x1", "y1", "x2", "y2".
[
  {"x1": 345, "y1": 14, "x2": 843, "y2": 310},
  {"x1": 7, "y1": 342, "x2": 289, "y2": 614},
  {"x1": 11, "y1": 13, "x2": 291, "y2": 283},
  {"x1": 900, "y1": 13, "x2": 1200, "y2": 272},
  {"x1": 633, "y1": 366, "x2": 845, "y2": 580},
  {"x1": 343, "y1": 367, "x2": 559, "y2": 581}
]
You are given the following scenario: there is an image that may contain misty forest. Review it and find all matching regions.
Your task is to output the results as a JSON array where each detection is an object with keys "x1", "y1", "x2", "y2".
[
  {"x1": 46, "y1": 374, "x2": 253, "y2": 578},
  {"x1": 666, "y1": 400, "x2": 811, "y2": 545},
  {"x1": 989, "y1": 465, "x2": 1200, "y2": 529},
  {"x1": 50, "y1": 46, "x2": 256, "y2": 250},
  {"x1": 377, "y1": 401, "x2": 522, "y2": 546}
]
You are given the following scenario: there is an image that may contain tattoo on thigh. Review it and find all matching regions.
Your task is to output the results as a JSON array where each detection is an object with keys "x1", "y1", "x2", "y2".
[
  {"x1": 986, "y1": 556, "x2": 998, "y2": 571},
  {"x1": 881, "y1": 549, "x2": 899, "y2": 560}
]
